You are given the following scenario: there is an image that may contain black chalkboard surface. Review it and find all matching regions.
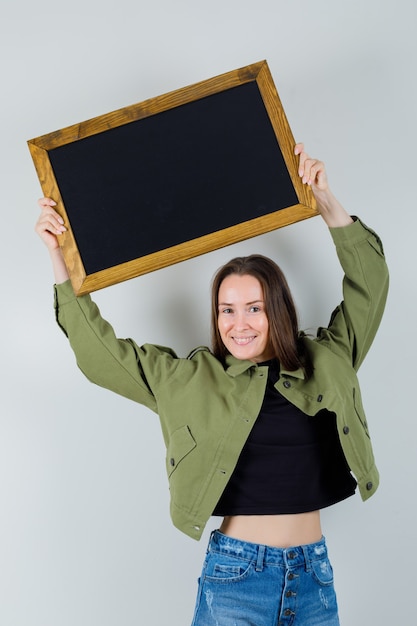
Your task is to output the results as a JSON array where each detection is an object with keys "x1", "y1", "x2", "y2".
[{"x1": 28, "y1": 61, "x2": 317, "y2": 294}]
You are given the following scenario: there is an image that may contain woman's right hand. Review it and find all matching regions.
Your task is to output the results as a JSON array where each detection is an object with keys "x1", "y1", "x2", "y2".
[
  {"x1": 35, "y1": 197, "x2": 67, "y2": 251},
  {"x1": 35, "y1": 197, "x2": 70, "y2": 283}
]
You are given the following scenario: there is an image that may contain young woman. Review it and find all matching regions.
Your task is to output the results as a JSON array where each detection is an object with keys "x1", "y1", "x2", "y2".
[{"x1": 35, "y1": 144, "x2": 389, "y2": 625}]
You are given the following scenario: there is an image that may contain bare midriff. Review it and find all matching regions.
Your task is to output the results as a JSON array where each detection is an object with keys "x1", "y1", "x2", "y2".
[{"x1": 219, "y1": 511, "x2": 322, "y2": 549}]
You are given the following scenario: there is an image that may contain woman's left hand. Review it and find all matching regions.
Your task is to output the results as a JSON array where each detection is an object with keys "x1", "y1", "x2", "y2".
[
  {"x1": 294, "y1": 143, "x2": 329, "y2": 193},
  {"x1": 294, "y1": 142, "x2": 353, "y2": 228}
]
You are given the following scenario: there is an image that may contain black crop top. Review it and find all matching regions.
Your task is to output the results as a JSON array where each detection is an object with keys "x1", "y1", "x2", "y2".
[{"x1": 213, "y1": 359, "x2": 356, "y2": 516}]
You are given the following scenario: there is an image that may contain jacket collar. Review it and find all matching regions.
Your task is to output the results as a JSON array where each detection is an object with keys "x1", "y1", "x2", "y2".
[
  {"x1": 279, "y1": 365, "x2": 306, "y2": 380},
  {"x1": 225, "y1": 355, "x2": 306, "y2": 380},
  {"x1": 225, "y1": 355, "x2": 256, "y2": 377}
]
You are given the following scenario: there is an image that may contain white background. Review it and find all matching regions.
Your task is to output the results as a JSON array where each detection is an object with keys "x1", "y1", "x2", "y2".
[{"x1": 1, "y1": 1, "x2": 415, "y2": 624}]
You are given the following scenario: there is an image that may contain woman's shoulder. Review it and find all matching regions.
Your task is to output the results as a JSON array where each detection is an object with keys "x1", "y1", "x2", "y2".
[{"x1": 186, "y1": 345, "x2": 212, "y2": 360}]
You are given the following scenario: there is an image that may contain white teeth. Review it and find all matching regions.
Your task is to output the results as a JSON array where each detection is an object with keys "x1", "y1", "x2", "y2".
[{"x1": 233, "y1": 337, "x2": 254, "y2": 345}]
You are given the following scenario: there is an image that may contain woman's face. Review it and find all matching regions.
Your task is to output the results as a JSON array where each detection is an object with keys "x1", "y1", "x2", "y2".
[{"x1": 217, "y1": 273, "x2": 274, "y2": 363}]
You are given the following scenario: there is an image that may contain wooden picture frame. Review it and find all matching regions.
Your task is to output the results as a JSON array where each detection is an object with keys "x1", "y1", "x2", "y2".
[{"x1": 28, "y1": 60, "x2": 317, "y2": 295}]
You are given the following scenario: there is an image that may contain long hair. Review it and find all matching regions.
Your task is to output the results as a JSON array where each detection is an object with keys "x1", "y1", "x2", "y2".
[{"x1": 211, "y1": 254, "x2": 312, "y2": 376}]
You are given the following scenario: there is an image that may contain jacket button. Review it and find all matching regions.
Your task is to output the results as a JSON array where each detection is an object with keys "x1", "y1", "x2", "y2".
[
  {"x1": 283, "y1": 381, "x2": 291, "y2": 389},
  {"x1": 366, "y1": 482, "x2": 373, "y2": 491},
  {"x1": 343, "y1": 426, "x2": 350, "y2": 435},
  {"x1": 317, "y1": 394, "x2": 323, "y2": 402},
  {"x1": 170, "y1": 458, "x2": 175, "y2": 466}
]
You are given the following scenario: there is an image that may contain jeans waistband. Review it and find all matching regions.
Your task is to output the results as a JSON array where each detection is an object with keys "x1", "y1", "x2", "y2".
[{"x1": 208, "y1": 529, "x2": 328, "y2": 570}]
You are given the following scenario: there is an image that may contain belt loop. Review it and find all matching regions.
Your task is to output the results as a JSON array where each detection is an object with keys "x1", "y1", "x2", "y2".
[
  {"x1": 207, "y1": 529, "x2": 216, "y2": 553},
  {"x1": 255, "y1": 544, "x2": 266, "y2": 572},
  {"x1": 302, "y1": 545, "x2": 311, "y2": 572}
]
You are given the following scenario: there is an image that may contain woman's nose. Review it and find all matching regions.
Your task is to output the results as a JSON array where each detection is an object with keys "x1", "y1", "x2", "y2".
[{"x1": 234, "y1": 312, "x2": 249, "y2": 330}]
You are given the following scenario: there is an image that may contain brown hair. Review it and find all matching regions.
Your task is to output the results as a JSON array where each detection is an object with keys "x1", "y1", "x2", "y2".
[{"x1": 211, "y1": 254, "x2": 312, "y2": 376}]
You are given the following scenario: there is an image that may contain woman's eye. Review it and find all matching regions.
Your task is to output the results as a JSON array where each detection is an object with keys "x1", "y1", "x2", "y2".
[{"x1": 250, "y1": 306, "x2": 261, "y2": 313}]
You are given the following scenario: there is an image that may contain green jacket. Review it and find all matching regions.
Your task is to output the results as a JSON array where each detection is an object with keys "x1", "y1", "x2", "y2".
[{"x1": 54, "y1": 217, "x2": 389, "y2": 540}]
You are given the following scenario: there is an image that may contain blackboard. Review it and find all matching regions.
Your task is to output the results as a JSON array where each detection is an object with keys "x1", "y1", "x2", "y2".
[{"x1": 28, "y1": 61, "x2": 317, "y2": 294}]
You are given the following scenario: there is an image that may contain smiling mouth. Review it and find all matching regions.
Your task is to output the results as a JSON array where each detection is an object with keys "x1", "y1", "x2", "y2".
[{"x1": 232, "y1": 336, "x2": 256, "y2": 345}]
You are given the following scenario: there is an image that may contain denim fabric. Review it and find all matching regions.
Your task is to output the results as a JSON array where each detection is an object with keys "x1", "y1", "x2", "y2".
[{"x1": 191, "y1": 530, "x2": 340, "y2": 625}]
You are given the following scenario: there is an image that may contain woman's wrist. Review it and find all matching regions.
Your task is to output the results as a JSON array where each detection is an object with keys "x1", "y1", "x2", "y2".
[
  {"x1": 49, "y1": 247, "x2": 70, "y2": 284},
  {"x1": 313, "y1": 187, "x2": 353, "y2": 228}
]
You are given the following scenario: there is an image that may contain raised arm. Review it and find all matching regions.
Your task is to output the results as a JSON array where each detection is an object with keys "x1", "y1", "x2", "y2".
[
  {"x1": 34, "y1": 199, "x2": 177, "y2": 408},
  {"x1": 293, "y1": 144, "x2": 389, "y2": 368},
  {"x1": 294, "y1": 143, "x2": 353, "y2": 228},
  {"x1": 35, "y1": 198, "x2": 70, "y2": 284}
]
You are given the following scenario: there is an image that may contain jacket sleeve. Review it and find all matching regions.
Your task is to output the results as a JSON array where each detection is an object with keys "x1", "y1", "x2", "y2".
[
  {"x1": 54, "y1": 280, "x2": 180, "y2": 410},
  {"x1": 316, "y1": 217, "x2": 389, "y2": 371}
]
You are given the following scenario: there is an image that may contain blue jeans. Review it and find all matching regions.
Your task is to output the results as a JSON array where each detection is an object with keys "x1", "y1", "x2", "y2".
[{"x1": 191, "y1": 530, "x2": 340, "y2": 625}]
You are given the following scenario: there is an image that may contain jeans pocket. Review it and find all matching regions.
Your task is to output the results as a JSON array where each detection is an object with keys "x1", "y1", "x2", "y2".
[
  {"x1": 204, "y1": 552, "x2": 253, "y2": 583},
  {"x1": 310, "y1": 556, "x2": 334, "y2": 586}
]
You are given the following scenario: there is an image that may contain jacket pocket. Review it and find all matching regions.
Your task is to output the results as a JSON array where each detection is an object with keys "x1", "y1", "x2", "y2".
[
  {"x1": 367, "y1": 234, "x2": 385, "y2": 257},
  {"x1": 353, "y1": 387, "x2": 370, "y2": 439},
  {"x1": 166, "y1": 425, "x2": 196, "y2": 477}
]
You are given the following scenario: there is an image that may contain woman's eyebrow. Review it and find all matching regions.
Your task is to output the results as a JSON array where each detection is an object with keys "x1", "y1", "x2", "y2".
[{"x1": 218, "y1": 299, "x2": 264, "y2": 306}]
